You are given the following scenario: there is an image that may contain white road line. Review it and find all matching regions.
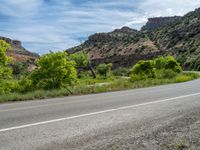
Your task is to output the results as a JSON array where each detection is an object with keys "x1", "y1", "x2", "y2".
[{"x1": 0, "y1": 92, "x2": 200, "y2": 133}]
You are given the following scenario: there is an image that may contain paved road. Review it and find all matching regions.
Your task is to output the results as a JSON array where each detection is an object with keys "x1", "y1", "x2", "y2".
[{"x1": 0, "y1": 79, "x2": 200, "y2": 149}]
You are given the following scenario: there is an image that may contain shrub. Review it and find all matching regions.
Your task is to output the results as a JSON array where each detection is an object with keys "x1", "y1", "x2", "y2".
[
  {"x1": 130, "y1": 60, "x2": 155, "y2": 81},
  {"x1": 113, "y1": 67, "x2": 130, "y2": 76},
  {"x1": 11, "y1": 62, "x2": 28, "y2": 76},
  {"x1": 31, "y1": 51, "x2": 77, "y2": 90},
  {"x1": 154, "y1": 56, "x2": 182, "y2": 73},
  {"x1": 17, "y1": 78, "x2": 34, "y2": 93},
  {"x1": 96, "y1": 63, "x2": 113, "y2": 77},
  {"x1": 0, "y1": 40, "x2": 13, "y2": 80},
  {"x1": 0, "y1": 80, "x2": 18, "y2": 95},
  {"x1": 155, "y1": 69, "x2": 177, "y2": 79},
  {"x1": 175, "y1": 75, "x2": 193, "y2": 82},
  {"x1": 69, "y1": 51, "x2": 89, "y2": 68}
]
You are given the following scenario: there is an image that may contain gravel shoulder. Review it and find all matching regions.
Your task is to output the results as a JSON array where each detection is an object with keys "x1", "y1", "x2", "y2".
[
  {"x1": 39, "y1": 97, "x2": 200, "y2": 150},
  {"x1": 89, "y1": 109, "x2": 200, "y2": 150}
]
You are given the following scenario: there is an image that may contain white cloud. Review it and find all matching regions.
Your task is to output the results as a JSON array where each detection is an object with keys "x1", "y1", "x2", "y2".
[
  {"x1": 139, "y1": 0, "x2": 200, "y2": 16},
  {"x1": 0, "y1": 0, "x2": 42, "y2": 17}
]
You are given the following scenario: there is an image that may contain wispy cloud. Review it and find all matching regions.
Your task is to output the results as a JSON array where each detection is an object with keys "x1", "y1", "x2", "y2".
[{"x1": 0, "y1": 0, "x2": 199, "y2": 54}]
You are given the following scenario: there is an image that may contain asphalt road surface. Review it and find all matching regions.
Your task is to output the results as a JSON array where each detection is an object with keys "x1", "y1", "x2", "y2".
[{"x1": 0, "y1": 79, "x2": 200, "y2": 149}]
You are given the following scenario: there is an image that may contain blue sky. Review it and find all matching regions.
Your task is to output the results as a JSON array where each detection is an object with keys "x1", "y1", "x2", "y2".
[{"x1": 0, "y1": 0, "x2": 200, "y2": 54}]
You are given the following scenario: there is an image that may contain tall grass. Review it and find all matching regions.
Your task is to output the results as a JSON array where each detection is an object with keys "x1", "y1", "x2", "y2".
[{"x1": 0, "y1": 72, "x2": 199, "y2": 103}]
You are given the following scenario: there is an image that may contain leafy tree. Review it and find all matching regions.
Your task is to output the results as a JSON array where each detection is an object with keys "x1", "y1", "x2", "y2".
[
  {"x1": 0, "y1": 40, "x2": 14, "y2": 95},
  {"x1": 96, "y1": 63, "x2": 112, "y2": 77},
  {"x1": 164, "y1": 56, "x2": 182, "y2": 73},
  {"x1": 154, "y1": 56, "x2": 182, "y2": 73},
  {"x1": 70, "y1": 51, "x2": 96, "y2": 78},
  {"x1": 31, "y1": 51, "x2": 77, "y2": 90},
  {"x1": 0, "y1": 40, "x2": 12, "y2": 66},
  {"x1": 130, "y1": 60, "x2": 155, "y2": 79},
  {"x1": 70, "y1": 51, "x2": 89, "y2": 68},
  {"x1": 130, "y1": 55, "x2": 183, "y2": 81},
  {"x1": 0, "y1": 40, "x2": 12, "y2": 79}
]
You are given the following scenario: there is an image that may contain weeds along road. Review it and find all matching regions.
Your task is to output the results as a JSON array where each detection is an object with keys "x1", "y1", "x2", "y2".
[{"x1": 0, "y1": 79, "x2": 200, "y2": 149}]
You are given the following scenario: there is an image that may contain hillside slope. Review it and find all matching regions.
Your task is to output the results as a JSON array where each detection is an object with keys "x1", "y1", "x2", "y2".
[
  {"x1": 0, "y1": 36, "x2": 39, "y2": 72},
  {"x1": 69, "y1": 8, "x2": 200, "y2": 70},
  {"x1": 151, "y1": 8, "x2": 200, "y2": 70},
  {"x1": 69, "y1": 27, "x2": 162, "y2": 68}
]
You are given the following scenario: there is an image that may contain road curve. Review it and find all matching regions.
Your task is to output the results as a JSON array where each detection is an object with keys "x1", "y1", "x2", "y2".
[{"x1": 0, "y1": 79, "x2": 200, "y2": 149}]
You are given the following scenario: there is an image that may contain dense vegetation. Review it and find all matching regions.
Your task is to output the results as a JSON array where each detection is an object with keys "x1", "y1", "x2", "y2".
[{"x1": 0, "y1": 40, "x2": 199, "y2": 103}]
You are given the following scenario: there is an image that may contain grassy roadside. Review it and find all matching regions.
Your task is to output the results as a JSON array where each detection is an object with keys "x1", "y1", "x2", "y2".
[{"x1": 0, "y1": 72, "x2": 199, "y2": 103}]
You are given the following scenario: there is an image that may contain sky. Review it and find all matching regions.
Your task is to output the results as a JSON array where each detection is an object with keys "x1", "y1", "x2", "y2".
[{"x1": 0, "y1": 0, "x2": 200, "y2": 54}]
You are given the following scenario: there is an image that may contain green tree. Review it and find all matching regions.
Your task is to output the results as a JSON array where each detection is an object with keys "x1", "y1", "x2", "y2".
[
  {"x1": 70, "y1": 51, "x2": 89, "y2": 68},
  {"x1": 154, "y1": 56, "x2": 182, "y2": 73},
  {"x1": 96, "y1": 63, "x2": 112, "y2": 77},
  {"x1": 130, "y1": 60, "x2": 155, "y2": 79},
  {"x1": 70, "y1": 51, "x2": 96, "y2": 78},
  {"x1": 31, "y1": 51, "x2": 77, "y2": 90},
  {"x1": 0, "y1": 40, "x2": 12, "y2": 79},
  {"x1": 0, "y1": 40, "x2": 14, "y2": 95}
]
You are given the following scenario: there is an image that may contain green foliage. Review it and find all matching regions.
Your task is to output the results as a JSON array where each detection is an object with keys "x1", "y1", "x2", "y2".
[
  {"x1": 17, "y1": 78, "x2": 33, "y2": 93},
  {"x1": 1, "y1": 72, "x2": 198, "y2": 103},
  {"x1": 0, "y1": 40, "x2": 12, "y2": 66},
  {"x1": 11, "y1": 62, "x2": 28, "y2": 76},
  {"x1": 175, "y1": 72, "x2": 199, "y2": 82},
  {"x1": 130, "y1": 56, "x2": 183, "y2": 81},
  {"x1": 130, "y1": 60, "x2": 155, "y2": 80},
  {"x1": 0, "y1": 66, "x2": 13, "y2": 80},
  {"x1": 175, "y1": 75, "x2": 193, "y2": 83},
  {"x1": 0, "y1": 80, "x2": 18, "y2": 95},
  {"x1": 0, "y1": 40, "x2": 14, "y2": 95},
  {"x1": 96, "y1": 63, "x2": 113, "y2": 77},
  {"x1": 113, "y1": 67, "x2": 130, "y2": 76},
  {"x1": 155, "y1": 69, "x2": 177, "y2": 79},
  {"x1": 154, "y1": 56, "x2": 182, "y2": 73},
  {"x1": 0, "y1": 40, "x2": 13, "y2": 80},
  {"x1": 69, "y1": 51, "x2": 89, "y2": 68},
  {"x1": 31, "y1": 51, "x2": 77, "y2": 90}
]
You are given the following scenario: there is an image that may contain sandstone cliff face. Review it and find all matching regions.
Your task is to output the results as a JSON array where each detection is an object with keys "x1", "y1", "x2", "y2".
[
  {"x1": 0, "y1": 36, "x2": 39, "y2": 72},
  {"x1": 141, "y1": 16, "x2": 181, "y2": 31}
]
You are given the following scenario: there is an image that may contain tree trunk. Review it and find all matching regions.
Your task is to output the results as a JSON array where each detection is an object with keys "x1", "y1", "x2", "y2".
[{"x1": 89, "y1": 63, "x2": 96, "y2": 79}]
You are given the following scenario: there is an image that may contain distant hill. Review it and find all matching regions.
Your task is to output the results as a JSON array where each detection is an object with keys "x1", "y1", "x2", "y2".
[
  {"x1": 0, "y1": 36, "x2": 39, "y2": 72},
  {"x1": 69, "y1": 8, "x2": 200, "y2": 70},
  {"x1": 69, "y1": 26, "x2": 161, "y2": 68}
]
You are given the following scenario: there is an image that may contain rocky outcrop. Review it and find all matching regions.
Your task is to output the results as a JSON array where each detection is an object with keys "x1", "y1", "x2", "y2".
[
  {"x1": 0, "y1": 36, "x2": 39, "y2": 58},
  {"x1": 141, "y1": 16, "x2": 181, "y2": 31},
  {"x1": 0, "y1": 36, "x2": 39, "y2": 72}
]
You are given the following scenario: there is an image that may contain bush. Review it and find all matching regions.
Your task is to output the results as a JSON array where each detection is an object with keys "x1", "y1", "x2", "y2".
[
  {"x1": 31, "y1": 51, "x2": 77, "y2": 90},
  {"x1": 113, "y1": 67, "x2": 130, "y2": 76},
  {"x1": 96, "y1": 63, "x2": 113, "y2": 77},
  {"x1": 154, "y1": 56, "x2": 182, "y2": 73},
  {"x1": 17, "y1": 78, "x2": 34, "y2": 93},
  {"x1": 69, "y1": 51, "x2": 89, "y2": 68},
  {"x1": 130, "y1": 60, "x2": 155, "y2": 81},
  {"x1": 130, "y1": 56, "x2": 183, "y2": 81},
  {"x1": 155, "y1": 69, "x2": 177, "y2": 79},
  {"x1": 0, "y1": 80, "x2": 18, "y2": 95}
]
